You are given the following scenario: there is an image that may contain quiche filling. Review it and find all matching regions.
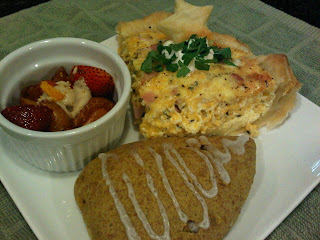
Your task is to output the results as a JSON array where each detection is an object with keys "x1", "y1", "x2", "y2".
[{"x1": 126, "y1": 32, "x2": 273, "y2": 138}]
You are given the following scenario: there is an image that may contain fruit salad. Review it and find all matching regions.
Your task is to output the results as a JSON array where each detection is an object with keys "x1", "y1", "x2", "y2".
[{"x1": 1, "y1": 66, "x2": 116, "y2": 131}]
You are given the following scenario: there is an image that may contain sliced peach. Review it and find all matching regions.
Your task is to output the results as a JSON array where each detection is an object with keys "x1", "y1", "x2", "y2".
[
  {"x1": 20, "y1": 97, "x2": 38, "y2": 106},
  {"x1": 83, "y1": 108, "x2": 109, "y2": 126},
  {"x1": 21, "y1": 83, "x2": 43, "y2": 101},
  {"x1": 73, "y1": 97, "x2": 115, "y2": 127},
  {"x1": 51, "y1": 66, "x2": 70, "y2": 82},
  {"x1": 40, "y1": 101, "x2": 73, "y2": 131}
]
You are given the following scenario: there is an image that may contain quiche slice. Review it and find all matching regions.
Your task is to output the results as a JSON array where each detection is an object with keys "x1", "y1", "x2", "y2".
[
  {"x1": 117, "y1": 0, "x2": 301, "y2": 138},
  {"x1": 75, "y1": 135, "x2": 256, "y2": 240}
]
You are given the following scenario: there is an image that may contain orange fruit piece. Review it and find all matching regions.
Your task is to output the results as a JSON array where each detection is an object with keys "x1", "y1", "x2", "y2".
[{"x1": 40, "y1": 81, "x2": 65, "y2": 101}]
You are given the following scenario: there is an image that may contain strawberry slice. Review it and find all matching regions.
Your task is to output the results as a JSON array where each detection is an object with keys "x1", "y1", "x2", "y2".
[
  {"x1": 1, "y1": 105, "x2": 53, "y2": 131},
  {"x1": 70, "y1": 65, "x2": 115, "y2": 97}
]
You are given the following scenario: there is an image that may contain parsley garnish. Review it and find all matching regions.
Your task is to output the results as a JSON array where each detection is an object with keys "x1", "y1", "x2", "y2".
[{"x1": 141, "y1": 34, "x2": 236, "y2": 77}]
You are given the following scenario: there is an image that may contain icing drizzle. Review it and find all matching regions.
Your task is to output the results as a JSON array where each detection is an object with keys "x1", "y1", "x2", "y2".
[
  {"x1": 147, "y1": 147, "x2": 189, "y2": 224},
  {"x1": 163, "y1": 143, "x2": 210, "y2": 229},
  {"x1": 100, "y1": 135, "x2": 249, "y2": 239},
  {"x1": 123, "y1": 172, "x2": 170, "y2": 240},
  {"x1": 100, "y1": 153, "x2": 141, "y2": 240}
]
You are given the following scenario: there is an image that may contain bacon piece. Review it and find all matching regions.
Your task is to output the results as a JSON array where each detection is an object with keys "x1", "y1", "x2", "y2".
[
  {"x1": 246, "y1": 72, "x2": 270, "y2": 84},
  {"x1": 132, "y1": 101, "x2": 145, "y2": 119},
  {"x1": 150, "y1": 44, "x2": 158, "y2": 50},
  {"x1": 232, "y1": 73, "x2": 254, "y2": 90},
  {"x1": 140, "y1": 71, "x2": 159, "y2": 85},
  {"x1": 231, "y1": 73, "x2": 244, "y2": 82},
  {"x1": 171, "y1": 87, "x2": 179, "y2": 96},
  {"x1": 142, "y1": 91, "x2": 157, "y2": 104}
]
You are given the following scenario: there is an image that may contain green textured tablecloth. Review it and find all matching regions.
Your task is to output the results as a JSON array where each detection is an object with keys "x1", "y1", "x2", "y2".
[{"x1": 0, "y1": 0, "x2": 319, "y2": 239}]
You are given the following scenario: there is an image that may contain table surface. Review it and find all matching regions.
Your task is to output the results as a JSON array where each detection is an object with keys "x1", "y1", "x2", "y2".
[
  {"x1": 1, "y1": 0, "x2": 319, "y2": 27},
  {"x1": 0, "y1": 0, "x2": 319, "y2": 240}
]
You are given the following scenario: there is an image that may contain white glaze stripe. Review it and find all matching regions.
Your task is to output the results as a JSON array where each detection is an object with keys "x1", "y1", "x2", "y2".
[
  {"x1": 132, "y1": 151, "x2": 145, "y2": 168},
  {"x1": 199, "y1": 136, "x2": 231, "y2": 164},
  {"x1": 198, "y1": 135, "x2": 249, "y2": 184},
  {"x1": 198, "y1": 136, "x2": 231, "y2": 183},
  {"x1": 123, "y1": 173, "x2": 170, "y2": 240},
  {"x1": 148, "y1": 147, "x2": 189, "y2": 223},
  {"x1": 222, "y1": 134, "x2": 249, "y2": 155},
  {"x1": 163, "y1": 144, "x2": 210, "y2": 229},
  {"x1": 99, "y1": 153, "x2": 141, "y2": 240},
  {"x1": 187, "y1": 147, "x2": 218, "y2": 198},
  {"x1": 203, "y1": 150, "x2": 231, "y2": 184}
]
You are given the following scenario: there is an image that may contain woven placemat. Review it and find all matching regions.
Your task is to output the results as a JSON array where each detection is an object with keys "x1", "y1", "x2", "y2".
[{"x1": 0, "y1": 0, "x2": 319, "y2": 239}]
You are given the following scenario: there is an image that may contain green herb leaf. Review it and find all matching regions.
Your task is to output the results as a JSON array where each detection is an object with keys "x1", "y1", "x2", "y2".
[
  {"x1": 147, "y1": 50, "x2": 159, "y2": 58},
  {"x1": 195, "y1": 60, "x2": 210, "y2": 70},
  {"x1": 140, "y1": 34, "x2": 236, "y2": 78},
  {"x1": 222, "y1": 59, "x2": 236, "y2": 66},
  {"x1": 154, "y1": 64, "x2": 164, "y2": 72},
  {"x1": 177, "y1": 66, "x2": 190, "y2": 77},
  {"x1": 182, "y1": 51, "x2": 197, "y2": 66},
  {"x1": 157, "y1": 44, "x2": 164, "y2": 53},
  {"x1": 215, "y1": 47, "x2": 232, "y2": 59},
  {"x1": 167, "y1": 63, "x2": 179, "y2": 72},
  {"x1": 171, "y1": 42, "x2": 185, "y2": 51},
  {"x1": 141, "y1": 57, "x2": 153, "y2": 73}
]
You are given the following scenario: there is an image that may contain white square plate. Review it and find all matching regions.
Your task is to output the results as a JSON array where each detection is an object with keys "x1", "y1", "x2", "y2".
[{"x1": 0, "y1": 36, "x2": 319, "y2": 240}]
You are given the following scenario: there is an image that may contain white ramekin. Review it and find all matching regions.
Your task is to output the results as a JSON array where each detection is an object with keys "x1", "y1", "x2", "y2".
[{"x1": 0, "y1": 37, "x2": 131, "y2": 172}]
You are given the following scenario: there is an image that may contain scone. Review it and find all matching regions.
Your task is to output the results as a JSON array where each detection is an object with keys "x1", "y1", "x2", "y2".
[
  {"x1": 116, "y1": 0, "x2": 301, "y2": 138},
  {"x1": 74, "y1": 134, "x2": 256, "y2": 240}
]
